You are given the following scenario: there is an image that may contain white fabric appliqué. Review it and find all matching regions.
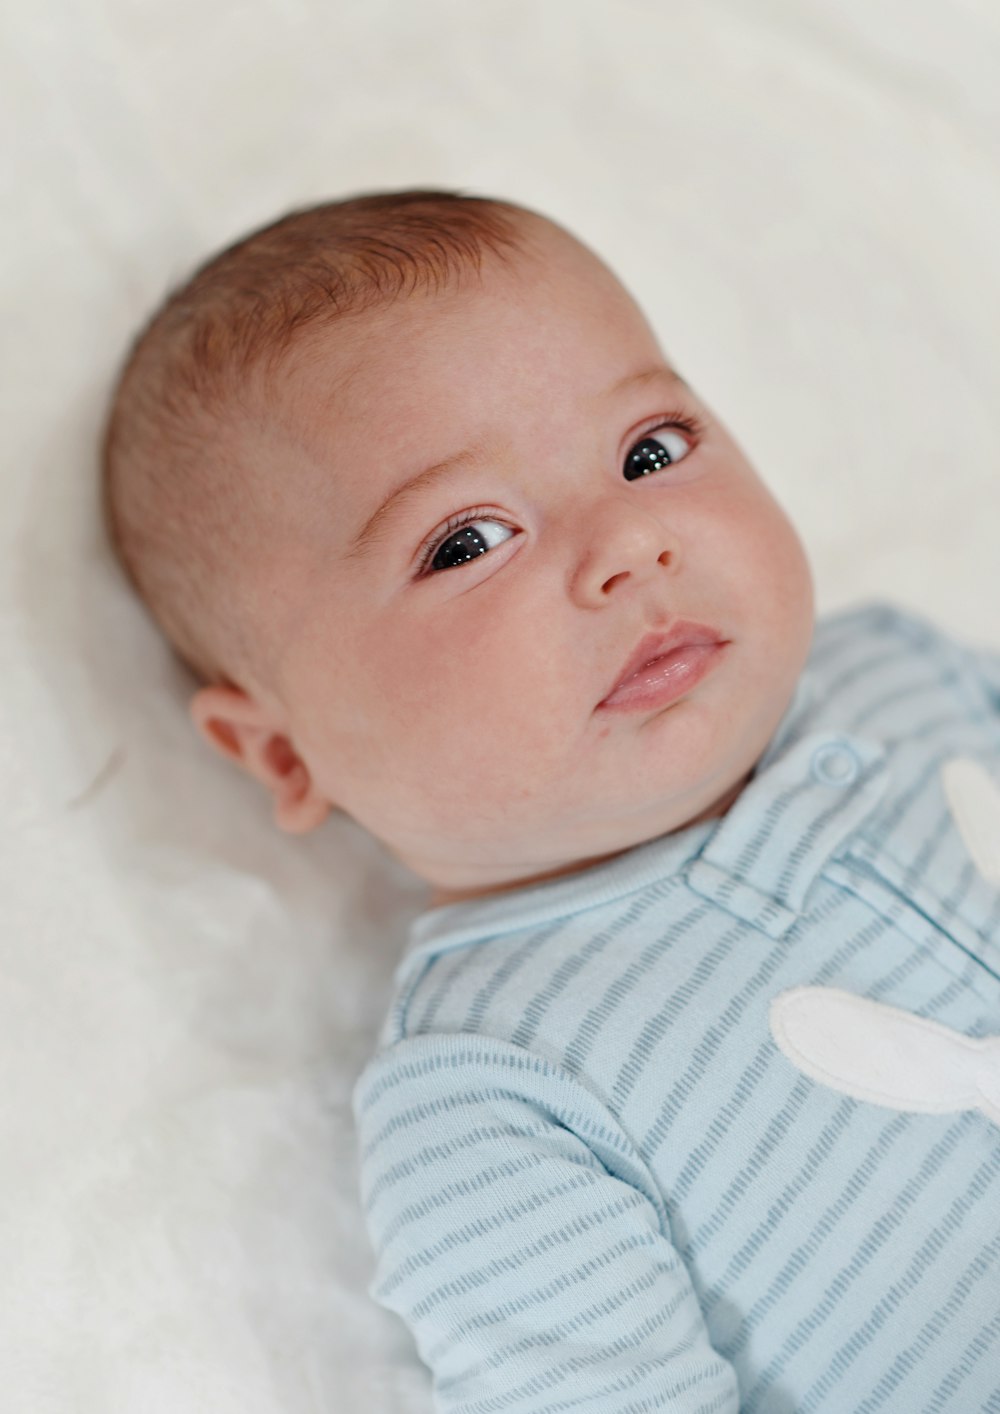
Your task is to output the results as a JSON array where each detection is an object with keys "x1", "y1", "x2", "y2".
[
  {"x1": 769, "y1": 987, "x2": 1000, "y2": 1126},
  {"x1": 940, "y1": 755, "x2": 1000, "y2": 886}
]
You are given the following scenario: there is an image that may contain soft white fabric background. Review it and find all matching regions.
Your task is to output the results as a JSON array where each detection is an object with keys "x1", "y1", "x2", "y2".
[{"x1": 2, "y1": 2, "x2": 998, "y2": 1409}]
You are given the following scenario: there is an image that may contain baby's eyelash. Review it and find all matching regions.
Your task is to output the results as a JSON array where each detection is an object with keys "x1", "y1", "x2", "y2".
[
  {"x1": 645, "y1": 411, "x2": 705, "y2": 441},
  {"x1": 413, "y1": 414, "x2": 705, "y2": 576}
]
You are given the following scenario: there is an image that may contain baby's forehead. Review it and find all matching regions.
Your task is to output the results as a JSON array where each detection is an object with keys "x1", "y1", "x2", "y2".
[
  {"x1": 259, "y1": 223, "x2": 653, "y2": 485},
  {"x1": 284, "y1": 230, "x2": 630, "y2": 382}
]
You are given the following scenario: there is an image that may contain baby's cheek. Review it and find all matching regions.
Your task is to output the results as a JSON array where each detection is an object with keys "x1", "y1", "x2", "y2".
[
  {"x1": 365, "y1": 586, "x2": 591, "y2": 807},
  {"x1": 727, "y1": 491, "x2": 810, "y2": 605},
  {"x1": 394, "y1": 673, "x2": 568, "y2": 825}
]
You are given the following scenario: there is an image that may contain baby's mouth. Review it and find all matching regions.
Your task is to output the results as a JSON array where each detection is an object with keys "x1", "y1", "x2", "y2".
[{"x1": 597, "y1": 620, "x2": 728, "y2": 712}]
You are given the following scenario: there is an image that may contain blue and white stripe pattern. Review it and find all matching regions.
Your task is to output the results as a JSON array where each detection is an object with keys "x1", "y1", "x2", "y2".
[{"x1": 353, "y1": 601, "x2": 1000, "y2": 1413}]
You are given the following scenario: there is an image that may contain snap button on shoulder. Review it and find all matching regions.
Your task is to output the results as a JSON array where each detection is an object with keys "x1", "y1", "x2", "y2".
[{"x1": 810, "y1": 742, "x2": 860, "y2": 786}]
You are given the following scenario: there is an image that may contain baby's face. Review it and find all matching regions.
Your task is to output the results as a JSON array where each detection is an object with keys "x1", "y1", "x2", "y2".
[{"x1": 238, "y1": 217, "x2": 814, "y2": 903}]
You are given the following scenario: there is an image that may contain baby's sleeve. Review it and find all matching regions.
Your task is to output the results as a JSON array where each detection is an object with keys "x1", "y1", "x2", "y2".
[{"x1": 352, "y1": 1032, "x2": 740, "y2": 1413}]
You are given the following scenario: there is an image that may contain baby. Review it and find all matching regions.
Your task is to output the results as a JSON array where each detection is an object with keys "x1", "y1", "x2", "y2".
[{"x1": 101, "y1": 189, "x2": 1000, "y2": 1412}]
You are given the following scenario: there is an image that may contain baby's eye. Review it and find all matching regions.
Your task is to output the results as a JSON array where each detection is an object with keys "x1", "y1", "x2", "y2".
[
  {"x1": 418, "y1": 515, "x2": 516, "y2": 575},
  {"x1": 623, "y1": 424, "x2": 696, "y2": 480}
]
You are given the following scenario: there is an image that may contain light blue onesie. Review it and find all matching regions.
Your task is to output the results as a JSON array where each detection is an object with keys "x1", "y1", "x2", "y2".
[{"x1": 352, "y1": 601, "x2": 1000, "y2": 1413}]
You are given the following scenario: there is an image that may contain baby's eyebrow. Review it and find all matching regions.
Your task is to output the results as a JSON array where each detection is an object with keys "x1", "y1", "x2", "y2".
[
  {"x1": 342, "y1": 444, "x2": 496, "y2": 563},
  {"x1": 606, "y1": 364, "x2": 687, "y2": 400},
  {"x1": 342, "y1": 363, "x2": 685, "y2": 563}
]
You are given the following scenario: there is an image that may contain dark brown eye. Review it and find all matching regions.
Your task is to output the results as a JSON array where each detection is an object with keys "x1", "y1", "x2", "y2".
[
  {"x1": 419, "y1": 516, "x2": 515, "y2": 575},
  {"x1": 623, "y1": 426, "x2": 694, "y2": 481},
  {"x1": 431, "y1": 523, "x2": 492, "y2": 572}
]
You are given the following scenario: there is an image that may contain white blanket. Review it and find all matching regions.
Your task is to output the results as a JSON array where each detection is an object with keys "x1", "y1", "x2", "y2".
[{"x1": 3, "y1": 1, "x2": 999, "y2": 1408}]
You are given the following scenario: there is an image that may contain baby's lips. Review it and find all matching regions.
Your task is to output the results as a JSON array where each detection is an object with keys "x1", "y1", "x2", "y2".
[{"x1": 599, "y1": 619, "x2": 726, "y2": 704}]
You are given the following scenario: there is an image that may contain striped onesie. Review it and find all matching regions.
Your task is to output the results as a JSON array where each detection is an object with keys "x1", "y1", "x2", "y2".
[{"x1": 353, "y1": 600, "x2": 1000, "y2": 1412}]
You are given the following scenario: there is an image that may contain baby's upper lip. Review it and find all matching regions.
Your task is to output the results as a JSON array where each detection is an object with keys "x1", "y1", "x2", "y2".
[{"x1": 598, "y1": 619, "x2": 728, "y2": 706}]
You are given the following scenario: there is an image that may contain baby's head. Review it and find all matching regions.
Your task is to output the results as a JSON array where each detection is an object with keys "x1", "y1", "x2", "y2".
[{"x1": 102, "y1": 188, "x2": 814, "y2": 906}]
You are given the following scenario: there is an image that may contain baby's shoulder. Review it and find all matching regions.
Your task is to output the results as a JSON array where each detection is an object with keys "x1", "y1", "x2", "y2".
[
  {"x1": 812, "y1": 596, "x2": 999, "y2": 726},
  {"x1": 815, "y1": 597, "x2": 954, "y2": 652},
  {"x1": 813, "y1": 597, "x2": 988, "y2": 681}
]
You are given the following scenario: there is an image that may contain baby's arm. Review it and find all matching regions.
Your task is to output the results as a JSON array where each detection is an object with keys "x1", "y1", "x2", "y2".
[{"x1": 353, "y1": 1033, "x2": 739, "y2": 1413}]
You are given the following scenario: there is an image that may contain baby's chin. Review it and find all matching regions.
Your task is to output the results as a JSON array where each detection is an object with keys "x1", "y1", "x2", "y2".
[
  {"x1": 402, "y1": 735, "x2": 766, "y2": 907},
  {"x1": 685, "y1": 767, "x2": 754, "y2": 824}
]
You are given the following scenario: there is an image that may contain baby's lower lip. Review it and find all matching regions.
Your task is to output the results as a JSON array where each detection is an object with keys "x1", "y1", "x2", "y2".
[{"x1": 596, "y1": 641, "x2": 728, "y2": 713}]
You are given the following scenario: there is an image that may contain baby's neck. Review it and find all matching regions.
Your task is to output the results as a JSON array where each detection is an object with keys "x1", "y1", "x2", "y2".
[{"x1": 425, "y1": 767, "x2": 753, "y2": 911}]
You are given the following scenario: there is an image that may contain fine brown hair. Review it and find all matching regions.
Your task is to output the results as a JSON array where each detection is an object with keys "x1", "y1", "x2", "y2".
[{"x1": 99, "y1": 188, "x2": 526, "y2": 691}]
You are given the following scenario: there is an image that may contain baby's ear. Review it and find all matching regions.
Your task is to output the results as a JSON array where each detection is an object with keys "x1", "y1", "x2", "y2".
[{"x1": 188, "y1": 684, "x2": 331, "y2": 835}]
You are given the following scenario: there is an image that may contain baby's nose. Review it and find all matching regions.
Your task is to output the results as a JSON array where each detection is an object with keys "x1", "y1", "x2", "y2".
[{"x1": 570, "y1": 498, "x2": 679, "y2": 603}]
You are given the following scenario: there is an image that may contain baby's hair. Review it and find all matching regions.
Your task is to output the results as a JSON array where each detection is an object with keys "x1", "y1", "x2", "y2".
[{"x1": 99, "y1": 188, "x2": 527, "y2": 692}]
